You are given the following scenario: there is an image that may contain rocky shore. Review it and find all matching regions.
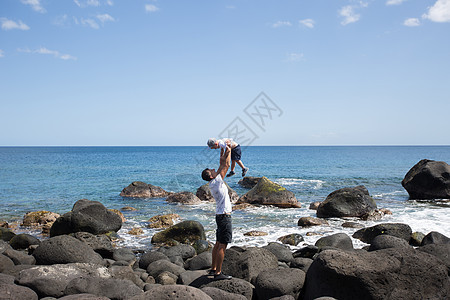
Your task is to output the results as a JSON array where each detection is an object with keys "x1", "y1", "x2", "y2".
[{"x1": 1, "y1": 159, "x2": 449, "y2": 299}]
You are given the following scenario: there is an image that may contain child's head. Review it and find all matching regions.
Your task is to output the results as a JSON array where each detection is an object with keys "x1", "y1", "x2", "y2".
[{"x1": 207, "y1": 138, "x2": 218, "y2": 149}]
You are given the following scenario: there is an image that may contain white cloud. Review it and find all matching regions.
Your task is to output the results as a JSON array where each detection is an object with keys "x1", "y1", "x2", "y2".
[
  {"x1": 97, "y1": 14, "x2": 115, "y2": 23},
  {"x1": 0, "y1": 18, "x2": 30, "y2": 31},
  {"x1": 299, "y1": 19, "x2": 315, "y2": 28},
  {"x1": 226, "y1": 5, "x2": 236, "y2": 9},
  {"x1": 422, "y1": 0, "x2": 450, "y2": 23},
  {"x1": 272, "y1": 21, "x2": 292, "y2": 28},
  {"x1": 339, "y1": 5, "x2": 360, "y2": 25},
  {"x1": 74, "y1": 0, "x2": 102, "y2": 7},
  {"x1": 404, "y1": 18, "x2": 420, "y2": 26},
  {"x1": 386, "y1": 0, "x2": 407, "y2": 5},
  {"x1": 18, "y1": 47, "x2": 77, "y2": 60},
  {"x1": 286, "y1": 52, "x2": 304, "y2": 62},
  {"x1": 106, "y1": 0, "x2": 114, "y2": 6},
  {"x1": 80, "y1": 18, "x2": 100, "y2": 29},
  {"x1": 20, "y1": 0, "x2": 46, "y2": 13},
  {"x1": 0, "y1": 49, "x2": 4, "y2": 58},
  {"x1": 145, "y1": 4, "x2": 159, "y2": 12}
]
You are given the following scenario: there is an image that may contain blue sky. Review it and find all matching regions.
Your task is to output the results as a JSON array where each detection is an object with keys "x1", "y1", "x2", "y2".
[{"x1": 1, "y1": 0, "x2": 449, "y2": 146}]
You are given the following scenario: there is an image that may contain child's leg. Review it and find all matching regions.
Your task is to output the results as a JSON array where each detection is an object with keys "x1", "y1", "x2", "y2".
[
  {"x1": 236, "y1": 160, "x2": 245, "y2": 170},
  {"x1": 230, "y1": 160, "x2": 236, "y2": 172}
]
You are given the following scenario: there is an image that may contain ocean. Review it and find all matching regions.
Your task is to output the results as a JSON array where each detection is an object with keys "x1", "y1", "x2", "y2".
[{"x1": 1, "y1": 146, "x2": 449, "y2": 250}]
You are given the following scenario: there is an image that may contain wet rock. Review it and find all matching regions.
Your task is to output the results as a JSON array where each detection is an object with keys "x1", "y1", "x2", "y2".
[
  {"x1": 232, "y1": 203, "x2": 254, "y2": 211},
  {"x1": 0, "y1": 227, "x2": 15, "y2": 242},
  {"x1": 368, "y1": 235, "x2": 412, "y2": 251},
  {"x1": 244, "y1": 230, "x2": 268, "y2": 236},
  {"x1": 298, "y1": 217, "x2": 329, "y2": 227},
  {"x1": 0, "y1": 284, "x2": 38, "y2": 300},
  {"x1": 237, "y1": 177, "x2": 301, "y2": 208},
  {"x1": 309, "y1": 201, "x2": 321, "y2": 210},
  {"x1": 317, "y1": 185, "x2": 377, "y2": 218},
  {"x1": 128, "y1": 227, "x2": 144, "y2": 235},
  {"x1": 263, "y1": 242, "x2": 294, "y2": 263},
  {"x1": 254, "y1": 267, "x2": 306, "y2": 300},
  {"x1": 50, "y1": 199, "x2": 122, "y2": 236},
  {"x1": 277, "y1": 233, "x2": 304, "y2": 246},
  {"x1": 410, "y1": 231, "x2": 425, "y2": 246},
  {"x1": 65, "y1": 276, "x2": 143, "y2": 299},
  {"x1": 120, "y1": 181, "x2": 170, "y2": 198},
  {"x1": 18, "y1": 263, "x2": 111, "y2": 298},
  {"x1": 166, "y1": 191, "x2": 202, "y2": 205},
  {"x1": 192, "y1": 239, "x2": 210, "y2": 254},
  {"x1": 151, "y1": 220, "x2": 206, "y2": 245},
  {"x1": 22, "y1": 211, "x2": 60, "y2": 234},
  {"x1": 109, "y1": 209, "x2": 126, "y2": 223},
  {"x1": 33, "y1": 235, "x2": 103, "y2": 265},
  {"x1": 121, "y1": 206, "x2": 137, "y2": 211},
  {"x1": 402, "y1": 159, "x2": 450, "y2": 199},
  {"x1": 222, "y1": 246, "x2": 278, "y2": 284},
  {"x1": 9, "y1": 233, "x2": 40, "y2": 250},
  {"x1": 196, "y1": 182, "x2": 239, "y2": 203},
  {"x1": 238, "y1": 176, "x2": 261, "y2": 189},
  {"x1": 147, "y1": 214, "x2": 180, "y2": 229},
  {"x1": 71, "y1": 232, "x2": 114, "y2": 259},
  {"x1": 341, "y1": 222, "x2": 364, "y2": 228},
  {"x1": 129, "y1": 285, "x2": 212, "y2": 300},
  {"x1": 315, "y1": 233, "x2": 353, "y2": 251},
  {"x1": 303, "y1": 248, "x2": 450, "y2": 300},
  {"x1": 201, "y1": 286, "x2": 247, "y2": 300},
  {"x1": 352, "y1": 223, "x2": 412, "y2": 244},
  {"x1": 421, "y1": 231, "x2": 450, "y2": 246}
]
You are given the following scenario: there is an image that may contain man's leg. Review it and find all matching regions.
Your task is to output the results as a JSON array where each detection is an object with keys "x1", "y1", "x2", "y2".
[
  {"x1": 214, "y1": 242, "x2": 228, "y2": 275},
  {"x1": 211, "y1": 242, "x2": 219, "y2": 272}
]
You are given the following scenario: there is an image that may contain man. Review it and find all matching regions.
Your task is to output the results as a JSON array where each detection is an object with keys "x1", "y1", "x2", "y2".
[{"x1": 201, "y1": 145, "x2": 233, "y2": 280}]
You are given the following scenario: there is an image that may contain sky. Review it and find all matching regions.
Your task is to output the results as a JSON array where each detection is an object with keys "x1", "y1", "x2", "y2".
[{"x1": 0, "y1": 0, "x2": 449, "y2": 146}]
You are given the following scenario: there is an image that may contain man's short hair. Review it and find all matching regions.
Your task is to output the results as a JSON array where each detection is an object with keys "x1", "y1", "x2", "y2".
[{"x1": 201, "y1": 168, "x2": 213, "y2": 181}]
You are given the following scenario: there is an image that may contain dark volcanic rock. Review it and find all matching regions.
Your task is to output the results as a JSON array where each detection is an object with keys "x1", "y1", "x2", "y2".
[
  {"x1": 18, "y1": 263, "x2": 111, "y2": 298},
  {"x1": 368, "y1": 234, "x2": 411, "y2": 251},
  {"x1": 33, "y1": 235, "x2": 104, "y2": 265},
  {"x1": 203, "y1": 278, "x2": 254, "y2": 300},
  {"x1": 277, "y1": 233, "x2": 304, "y2": 246},
  {"x1": 0, "y1": 227, "x2": 15, "y2": 242},
  {"x1": 421, "y1": 231, "x2": 450, "y2": 246},
  {"x1": 120, "y1": 181, "x2": 170, "y2": 198},
  {"x1": 3, "y1": 248, "x2": 36, "y2": 265},
  {"x1": 184, "y1": 251, "x2": 212, "y2": 270},
  {"x1": 262, "y1": 242, "x2": 294, "y2": 263},
  {"x1": 222, "y1": 246, "x2": 278, "y2": 284},
  {"x1": 166, "y1": 191, "x2": 202, "y2": 205},
  {"x1": 158, "y1": 244, "x2": 196, "y2": 260},
  {"x1": 50, "y1": 199, "x2": 122, "y2": 236},
  {"x1": 0, "y1": 284, "x2": 38, "y2": 300},
  {"x1": 71, "y1": 232, "x2": 114, "y2": 259},
  {"x1": 317, "y1": 185, "x2": 377, "y2": 218},
  {"x1": 315, "y1": 233, "x2": 353, "y2": 251},
  {"x1": 9, "y1": 233, "x2": 40, "y2": 250},
  {"x1": 298, "y1": 217, "x2": 329, "y2": 227},
  {"x1": 0, "y1": 254, "x2": 15, "y2": 273},
  {"x1": 65, "y1": 276, "x2": 143, "y2": 299},
  {"x1": 402, "y1": 159, "x2": 450, "y2": 199},
  {"x1": 254, "y1": 267, "x2": 306, "y2": 300},
  {"x1": 352, "y1": 223, "x2": 412, "y2": 244},
  {"x1": 237, "y1": 177, "x2": 301, "y2": 208},
  {"x1": 139, "y1": 251, "x2": 170, "y2": 270},
  {"x1": 201, "y1": 286, "x2": 247, "y2": 300},
  {"x1": 196, "y1": 182, "x2": 239, "y2": 203},
  {"x1": 151, "y1": 220, "x2": 206, "y2": 245},
  {"x1": 418, "y1": 243, "x2": 450, "y2": 271},
  {"x1": 303, "y1": 248, "x2": 450, "y2": 300},
  {"x1": 146, "y1": 259, "x2": 185, "y2": 278},
  {"x1": 238, "y1": 176, "x2": 261, "y2": 189},
  {"x1": 129, "y1": 285, "x2": 212, "y2": 300}
]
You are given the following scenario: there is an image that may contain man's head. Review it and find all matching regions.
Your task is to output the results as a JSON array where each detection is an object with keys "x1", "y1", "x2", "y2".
[
  {"x1": 201, "y1": 168, "x2": 217, "y2": 181},
  {"x1": 207, "y1": 138, "x2": 219, "y2": 149}
]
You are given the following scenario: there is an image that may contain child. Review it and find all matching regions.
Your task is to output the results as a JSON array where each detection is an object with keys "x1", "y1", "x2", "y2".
[{"x1": 207, "y1": 138, "x2": 249, "y2": 177}]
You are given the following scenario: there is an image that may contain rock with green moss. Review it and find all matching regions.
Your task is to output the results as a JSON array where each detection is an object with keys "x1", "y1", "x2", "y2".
[
  {"x1": 151, "y1": 220, "x2": 206, "y2": 245},
  {"x1": 237, "y1": 176, "x2": 300, "y2": 208}
]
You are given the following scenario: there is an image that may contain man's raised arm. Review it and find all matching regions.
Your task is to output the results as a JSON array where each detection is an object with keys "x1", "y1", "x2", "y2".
[{"x1": 217, "y1": 146, "x2": 231, "y2": 179}]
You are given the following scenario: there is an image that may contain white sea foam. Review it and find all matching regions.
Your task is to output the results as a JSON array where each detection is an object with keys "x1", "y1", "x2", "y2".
[{"x1": 275, "y1": 178, "x2": 325, "y2": 190}]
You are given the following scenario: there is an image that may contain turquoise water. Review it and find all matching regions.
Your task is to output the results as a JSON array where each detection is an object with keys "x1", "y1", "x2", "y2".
[{"x1": 1, "y1": 146, "x2": 449, "y2": 249}]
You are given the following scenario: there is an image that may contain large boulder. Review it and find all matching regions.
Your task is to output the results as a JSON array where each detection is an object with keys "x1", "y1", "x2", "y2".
[
  {"x1": 2, "y1": 248, "x2": 36, "y2": 265},
  {"x1": 0, "y1": 284, "x2": 38, "y2": 300},
  {"x1": 421, "y1": 231, "x2": 450, "y2": 246},
  {"x1": 254, "y1": 268, "x2": 306, "y2": 300},
  {"x1": 316, "y1": 186, "x2": 377, "y2": 218},
  {"x1": 262, "y1": 242, "x2": 294, "y2": 263},
  {"x1": 129, "y1": 285, "x2": 212, "y2": 300},
  {"x1": 71, "y1": 232, "x2": 115, "y2": 259},
  {"x1": 151, "y1": 220, "x2": 206, "y2": 245},
  {"x1": 139, "y1": 251, "x2": 170, "y2": 270},
  {"x1": 18, "y1": 263, "x2": 111, "y2": 298},
  {"x1": 201, "y1": 287, "x2": 247, "y2": 300},
  {"x1": 368, "y1": 235, "x2": 411, "y2": 251},
  {"x1": 33, "y1": 235, "x2": 104, "y2": 265},
  {"x1": 315, "y1": 233, "x2": 353, "y2": 251},
  {"x1": 222, "y1": 246, "x2": 278, "y2": 284},
  {"x1": 184, "y1": 252, "x2": 212, "y2": 270},
  {"x1": 202, "y1": 278, "x2": 255, "y2": 300},
  {"x1": 303, "y1": 248, "x2": 450, "y2": 300},
  {"x1": 120, "y1": 181, "x2": 170, "y2": 198},
  {"x1": 238, "y1": 176, "x2": 261, "y2": 189},
  {"x1": 166, "y1": 191, "x2": 202, "y2": 205},
  {"x1": 418, "y1": 244, "x2": 450, "y2": 271},
  {"x1": 196, "y1": 182, "x2": 239, "y2": 203},
  {"x1": 158, "y1": 244, "x2": 196, "y2": 260},
  {"x1": 64, "y1": 276, "x2": 144, "y2": 299},
  {"x1": 0, "y1": 227, "x2": 15, "y2": 242},
  {"x1": 0, "y1": 254, "x2": 15, "y2": 273},
  {"x1": 146, "y1": 259, "x2": 185, "y2": 278},
  {"x1": 50, "y1": 199, "x2": 122, "y2": 236},
  {"x1": 9, "y1": 233, "x2": 40, "y2": 250},
  {"x1": 237, "y1": 177, "x2": 300, "y2": 208},
  {"x1": 352, "y1": 223, "x2": 412, "y2": 244},
  {"x1": 402, "y1": 159, "x2": 450, "y2": 200}
]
